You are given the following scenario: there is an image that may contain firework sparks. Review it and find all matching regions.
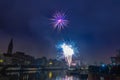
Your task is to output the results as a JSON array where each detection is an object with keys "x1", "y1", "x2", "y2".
[
  {"x1": 51, "y1": 12, "x2": 68, "y2": 30},
  {"x1": 61, "y1": 43, "x2": 74, "y2": 67}
]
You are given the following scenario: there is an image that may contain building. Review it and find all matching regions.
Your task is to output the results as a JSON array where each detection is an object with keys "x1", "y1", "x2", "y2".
[
  {"x1": 0, "y1": 39, "x2": 35, "y2": 65},
  {"x1": 34, "y1": 57, "x2": 48, "y2": 66},
  {"x1": 0, "y1": 53, "x2": 12, "y2": 65},
  {"x1": 111, "y1": 50, "x2": 120, "y2": 65},
  {"x1": 12, "y1": 51, "x2": 35, "y2": 65},
  {"x1": 7, "y1": 39, "x2": 13, "y2": 54}
]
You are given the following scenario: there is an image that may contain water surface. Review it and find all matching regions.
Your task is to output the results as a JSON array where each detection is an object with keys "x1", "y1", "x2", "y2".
[{"x1": 0, "y1": 70, "x2": 87, "y2": 80}]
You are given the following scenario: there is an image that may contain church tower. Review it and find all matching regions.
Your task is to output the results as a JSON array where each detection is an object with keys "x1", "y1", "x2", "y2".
[{"x1": 7, "y1": 39, "x2": 13, "y2": 54}]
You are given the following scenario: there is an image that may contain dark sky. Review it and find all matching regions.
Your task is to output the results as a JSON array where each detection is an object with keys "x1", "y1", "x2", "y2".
[{"x1": 0, "y1": 0, "x2": 120, "y2": 64}]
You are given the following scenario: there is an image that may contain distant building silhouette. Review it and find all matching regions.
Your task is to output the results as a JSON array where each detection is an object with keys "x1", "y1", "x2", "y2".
[
  {"x1": 111, "y1": 49, "x2": 120, "y2": 65},
  {"x1": 7, "y1": 39, "x2": 13, "y2": 54},
  {"x1": 12, "y1": 51, "x2": 35, "y2": 65}
]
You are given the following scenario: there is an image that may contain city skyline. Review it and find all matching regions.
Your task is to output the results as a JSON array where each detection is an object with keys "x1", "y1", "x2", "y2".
[{"x1": 0, "y1": 0, "x2": 120, "y2": 64}]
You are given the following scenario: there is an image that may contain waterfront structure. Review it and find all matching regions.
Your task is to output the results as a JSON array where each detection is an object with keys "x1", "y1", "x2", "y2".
[
  {"x1": 34, "y1": 57, "x2": 47, "y2": 66},
  {"x1": 48, "y1": 59, "x2": 67, "y2": 67},
  {"x1": 88, "y1": 65, "x2": 120, "y2": 80}
]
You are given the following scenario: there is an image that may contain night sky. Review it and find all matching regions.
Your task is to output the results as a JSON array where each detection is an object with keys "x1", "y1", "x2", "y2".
[{"x1": 0, "y1": 0, "x2": 120, "y2": 64}]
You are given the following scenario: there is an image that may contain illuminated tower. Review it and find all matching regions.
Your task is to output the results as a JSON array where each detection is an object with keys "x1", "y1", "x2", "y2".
[{"x1": 7, "y1": 39, "x2": 13, "y2": 54}]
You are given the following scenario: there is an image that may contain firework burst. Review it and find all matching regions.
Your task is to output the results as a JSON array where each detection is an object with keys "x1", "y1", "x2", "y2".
[
  {"x1": 61, "y1": 43, "x2": 74, "y2": 67},
  {"x1": 51, "y1": 12, "x2": 68, "y2": 30}
]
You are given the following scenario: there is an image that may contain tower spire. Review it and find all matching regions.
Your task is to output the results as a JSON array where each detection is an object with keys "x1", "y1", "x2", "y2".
[{"x1": 7, "y1": 38, "x2": 13, "y2": 54}]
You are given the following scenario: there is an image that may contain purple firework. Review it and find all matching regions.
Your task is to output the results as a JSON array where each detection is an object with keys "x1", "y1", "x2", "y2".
[{"x1": 51, "y1": 12, "x2": 68, "y2": 30}]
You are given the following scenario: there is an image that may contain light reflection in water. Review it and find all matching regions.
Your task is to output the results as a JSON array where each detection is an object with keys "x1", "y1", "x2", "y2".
[
  {"x1": 2, "y1": 71, "x2": 87, "y2": 80},
  {"x1": 54, "y1": 74, "x2": 79, "y2": 80},
  {"x1": 48, "y1": 71, "x2": 53, "y2": 79},
  {"x1": 64, "y1": 76, "x2": 73, "y2": 80}
]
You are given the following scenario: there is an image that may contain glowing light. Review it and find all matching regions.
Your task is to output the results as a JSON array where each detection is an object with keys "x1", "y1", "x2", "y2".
[
  {"x1": 51, "y1": 12, "x2": 68, "y2": 30},
  {"x1": 101, "y1": 64, "x2": 106, "y2": 67},
  {"x1": 49, "y1": 62, "x2": 53, "y2": 65},
  {"x1": 49, "y1": 72, "x2": 53, "y2": 79},
  {"x1": 61, "y1": 43, "x2": 74, "y2": 67},
  {"x1": 0, "y1": 59, "x2": 4, "y2": 63}
]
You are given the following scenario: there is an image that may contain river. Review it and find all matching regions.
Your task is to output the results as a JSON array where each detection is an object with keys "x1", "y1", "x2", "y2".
[{"x1": 0, "y1": 70, "x2": 88, "y2": 80}]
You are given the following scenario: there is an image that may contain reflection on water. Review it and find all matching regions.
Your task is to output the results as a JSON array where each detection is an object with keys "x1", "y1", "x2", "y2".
[{"x1": 0, "y1": 70, "x2": 87, "y2": 80}]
